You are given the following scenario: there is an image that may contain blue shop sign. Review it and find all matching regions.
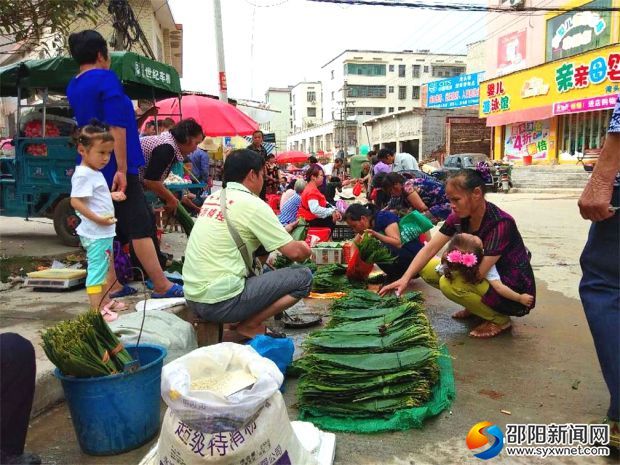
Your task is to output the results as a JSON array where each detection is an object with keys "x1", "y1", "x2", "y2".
[{"x1": 427, "y1": 72, "x2": 484, "y2": 109}]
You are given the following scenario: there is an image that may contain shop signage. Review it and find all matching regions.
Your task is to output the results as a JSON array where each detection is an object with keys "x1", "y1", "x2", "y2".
[
  {"x1": 481, "y1": 79, "x2": 511, "y2": 114},
  {"x1": 504, "y1": 120, "x2": 551, "y2": 160},
  {"x1": 554, "y1": 94, "x2": 618, "y2": 115},
  {"x1": 498, "y1": 30, "x2": 527, "y2": 74},
  {"x1": 555, "y1": 53, "x2": 620, "y2": 93},
  {"x1": 545, "y1": 0, "x2": 613, "y2": 61},
  {"x1": 479, "y1": 45, "x2": 620, "y2": 118},
  {"x1": 426, "y1": 72, "x2": 483, "y2": 109}
]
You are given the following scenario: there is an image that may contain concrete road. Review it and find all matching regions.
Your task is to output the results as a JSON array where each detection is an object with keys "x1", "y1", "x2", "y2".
[{"x1": 4, "y1": 192, "x2": 617, "y2": 464}]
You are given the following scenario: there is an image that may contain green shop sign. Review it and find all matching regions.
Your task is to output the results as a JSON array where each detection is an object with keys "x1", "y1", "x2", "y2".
[{"x1": 545, "y1": 0, "x2": 613, "y2": 62}]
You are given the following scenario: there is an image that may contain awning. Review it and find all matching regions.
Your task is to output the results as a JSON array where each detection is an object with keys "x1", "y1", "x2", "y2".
[{"x1": 485, "y1": 105, "x2": 554, "y2": 127}]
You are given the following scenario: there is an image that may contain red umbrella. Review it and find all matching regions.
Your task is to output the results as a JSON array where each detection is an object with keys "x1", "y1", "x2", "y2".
[
  {"x1": 276, "y1": 151, "x2": 309, "y2": 165},
  {"x1": 144, "y1": 94, "x2": 259, "y2": 136}
]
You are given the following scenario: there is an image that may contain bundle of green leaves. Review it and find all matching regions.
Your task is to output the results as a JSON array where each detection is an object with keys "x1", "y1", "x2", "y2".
[
  {"x1": 356, "y1": 233, "x2": 396, "y2": 265},
  {"x1": 41, "y1": 311, "x2": 134, "y2": 378},
  {"x1": 312, "y1": 264, "x2": 365, "y2": 293},
  {"x1": 293, "y1": 290, "x2": 440, "y2": 418}
]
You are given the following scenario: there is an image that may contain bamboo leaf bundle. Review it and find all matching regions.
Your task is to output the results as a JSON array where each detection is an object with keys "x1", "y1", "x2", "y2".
[
  {"x1": 175, "y1": 204, "x2": 194, "y2": 236},
  {"x1": 356, "y1": 233, "x2": 396, "y2": 265},
  {"x1": 41, "y1": 310, "x2": 134, "y2": 378},
  {"x1": 294, "y1": 290, "x2": 441, "y2": 421}
]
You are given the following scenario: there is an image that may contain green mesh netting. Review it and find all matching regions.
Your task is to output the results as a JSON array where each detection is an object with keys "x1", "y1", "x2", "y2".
[{"x1": 298, "y1": 345, "x2": 455, "y2": 433}]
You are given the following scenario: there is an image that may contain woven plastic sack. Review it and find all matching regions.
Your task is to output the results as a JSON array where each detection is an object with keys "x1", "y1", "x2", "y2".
[
  {"x1": 298, "y1": 345, "x2": 455, "y2": 433},
  {"x1": 161, "y1": 343, "x2": 283, "y2": 433},
  {"x1": 158, "y1": 392, "x2": 317, "y2": 465},
  {"x1": 399, "y1": 210, "x2": 433, "y2": 244}
]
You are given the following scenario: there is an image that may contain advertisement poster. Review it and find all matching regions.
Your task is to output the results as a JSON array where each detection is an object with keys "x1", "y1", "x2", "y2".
[
  {"x1": 504, "y1": 120, "x2": 551, "y2": 160},
  {"x1": 497, "y1": 30, "x2": 527, "y2": 74},
  {"x1": 545, "y1": 0, "x2": 613, "y2": 62},
  {"x1": 426, "y1": 72, "x2": 483, "y2": 109}
]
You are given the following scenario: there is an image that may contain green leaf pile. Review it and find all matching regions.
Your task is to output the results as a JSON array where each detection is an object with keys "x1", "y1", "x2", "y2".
[
  {"x1": 293, "y1": 290, "x2": 440, "y2": 418},
  {"x1": 356, "y1": 233, "x2": 396, "y2": 264}
]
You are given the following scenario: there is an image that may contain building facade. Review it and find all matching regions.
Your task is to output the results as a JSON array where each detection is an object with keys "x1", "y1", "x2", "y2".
[
  {"x1": 286, "y1": 119, "x2": 358, "y2": 155},
  {"x1": 481, "y1": 0, "x2": 620, "y2": 164},
  {"x1": 291, "y1": 82, "x2": 322, "y2": 133},
  {"x1": 260, "y1": 87, "x2": 292, "y2": 153},
  {"x1": 362, "y1": 108, "x2": 480, "y2": 159},
  {"x1": 321, "y1": 50, "x2": 468, "y2": 122}
]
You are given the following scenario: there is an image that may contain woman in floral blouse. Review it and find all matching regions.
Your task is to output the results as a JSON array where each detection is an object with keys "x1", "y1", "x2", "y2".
[
  {"x1": 381, "y1": 167, "x2": 535, "y2": 338},
  {"x1": 382, "y1": 172, "x2": 451, "y2": 223}
]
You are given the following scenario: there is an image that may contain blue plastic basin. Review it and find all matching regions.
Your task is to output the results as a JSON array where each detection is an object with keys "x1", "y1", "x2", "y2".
[{"x1": 55, "y1": 344, "x2": 167, "y2": 456}]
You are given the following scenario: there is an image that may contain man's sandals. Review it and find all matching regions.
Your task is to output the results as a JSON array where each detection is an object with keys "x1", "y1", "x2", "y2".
[{"x1": 469, "y1": 321, "x2": 512, "y2": 338}]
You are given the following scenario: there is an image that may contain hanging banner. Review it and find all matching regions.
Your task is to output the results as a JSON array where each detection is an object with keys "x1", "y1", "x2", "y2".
[{"x1": 504, "y1": 120, "x2": 552, "y2": 160}]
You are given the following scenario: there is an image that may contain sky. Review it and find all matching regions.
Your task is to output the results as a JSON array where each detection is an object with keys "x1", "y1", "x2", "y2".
[{"x1": 167, "y1": 0, "x2": 488, "y2": 101}]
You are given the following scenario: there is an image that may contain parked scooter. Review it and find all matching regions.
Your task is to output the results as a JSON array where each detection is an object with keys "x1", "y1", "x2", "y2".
[{"x1": 493, "y1": 162, "x2": 513, "y2": 193}]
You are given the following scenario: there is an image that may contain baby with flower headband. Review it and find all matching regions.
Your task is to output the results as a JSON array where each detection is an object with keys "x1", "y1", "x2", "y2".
[{"x1": 440, "y1": 233, "x2": 534, "y2": 308}]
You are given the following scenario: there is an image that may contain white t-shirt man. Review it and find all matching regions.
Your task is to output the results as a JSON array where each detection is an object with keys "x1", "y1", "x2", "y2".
[
  {"x1": 393, "y1": 152, "x2": 420, "y2": 172},
  {"x1": 70, "y1": 165, "x2": 116, "y2": 239}
]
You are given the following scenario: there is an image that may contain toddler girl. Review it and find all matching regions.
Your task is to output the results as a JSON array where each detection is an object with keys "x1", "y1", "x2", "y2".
[
  {"x1": 70, "y1": 121, "x2": 127, "y2": 321},
  {"x1": 441, "y1": 233, "x2": 534, "y2": 308}
]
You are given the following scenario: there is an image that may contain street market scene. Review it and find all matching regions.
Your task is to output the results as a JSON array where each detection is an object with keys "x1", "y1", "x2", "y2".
[{"x1": 0, "y1": 0, "x2": 618, "y2": 464}]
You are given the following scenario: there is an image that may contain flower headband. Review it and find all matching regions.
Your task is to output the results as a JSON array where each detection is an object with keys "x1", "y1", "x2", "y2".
[{"x1": 446, "y1": 250, "x2": 478, "y2": 267}]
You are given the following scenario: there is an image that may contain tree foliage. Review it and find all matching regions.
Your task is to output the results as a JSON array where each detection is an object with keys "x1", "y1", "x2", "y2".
[{"x1": 0, "y1": 0, "x2": 103, "y2": 54}]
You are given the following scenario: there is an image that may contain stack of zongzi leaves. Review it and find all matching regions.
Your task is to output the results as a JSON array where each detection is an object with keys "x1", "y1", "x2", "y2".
[
  {"x1": 311, "y1": 264, "x2": 365, "y2": 293},
  {"x1": 41, "y1": 310, "x2": 134, "y2": 377},
  {"x1": 294, "y1": 289, "x2": 440, "y2": 419}
]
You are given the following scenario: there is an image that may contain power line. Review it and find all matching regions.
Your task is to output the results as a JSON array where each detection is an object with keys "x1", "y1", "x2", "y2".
[{"x1": 306, "y1": 0, "x2": 620, "y2": 13}]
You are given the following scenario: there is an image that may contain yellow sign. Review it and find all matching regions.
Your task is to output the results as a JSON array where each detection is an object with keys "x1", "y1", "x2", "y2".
[{"x1": 479, "y1": 44, "x2": 620, "y2": 117}]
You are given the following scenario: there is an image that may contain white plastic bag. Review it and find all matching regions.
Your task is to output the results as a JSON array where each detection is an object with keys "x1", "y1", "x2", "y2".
[
  {"x1": 161, "y1": 343, "x2": 283, "y2": 433},
  {"x1": 157, "y1": 393, "x2": 317, "y2": 465}
]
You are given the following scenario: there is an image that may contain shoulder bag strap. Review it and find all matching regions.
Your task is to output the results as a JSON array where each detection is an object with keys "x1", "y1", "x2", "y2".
[{"x1": 219, "y1": 189, "x2": 254, "y2": 276}]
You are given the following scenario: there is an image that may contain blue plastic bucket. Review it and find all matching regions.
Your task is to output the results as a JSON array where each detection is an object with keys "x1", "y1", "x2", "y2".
[{"x1": 55, "y1": 344, "x2": 167, "y2": 456}]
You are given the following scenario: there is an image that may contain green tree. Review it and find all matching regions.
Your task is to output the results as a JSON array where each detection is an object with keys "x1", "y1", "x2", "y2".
[{"x1": 0, "y1": 0, "x2": 103, "y2": 53}]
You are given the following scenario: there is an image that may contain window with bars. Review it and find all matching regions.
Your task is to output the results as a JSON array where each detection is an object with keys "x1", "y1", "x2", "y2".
[
  {"x1": 412, "y1": 86, "x2": 420, "y2": 99},
  {"x1": 347, "y1": 85, "x2": 387, "y2": 98},
  {"x1": 389, "y1": 65, "x2": 395, "y2": 72},
  {"x1": 389, "y1": 86, "x2": 394, "y2": 93},
  {"x1": 412, "y1": 65, "x2": 421, "y2": 78},
  {"x1": 398, "y1": 64, "x2": 406, "y2": 77},
  {"x1": 307, "y1": 91, "x2": 316, "y2": 102},
  {"x1": 559, "y1": 110, "x2": 612, "y2": 156},
  {"x1": 398, "y1": 86, "x2": 407, "y2": 99},
  {"x1": 344, "y1": 63, "x2": 386, "y2": 76}
]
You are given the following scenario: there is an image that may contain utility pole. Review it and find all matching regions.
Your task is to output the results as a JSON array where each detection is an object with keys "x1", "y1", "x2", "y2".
[{"x1": 213, "y1": 0, "x2": 228, "y2": 103}]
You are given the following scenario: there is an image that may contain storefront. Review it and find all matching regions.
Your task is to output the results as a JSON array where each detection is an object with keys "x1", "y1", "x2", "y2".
[{"x1": 480, "y1": 44, "x2": 619, "y2": 164}]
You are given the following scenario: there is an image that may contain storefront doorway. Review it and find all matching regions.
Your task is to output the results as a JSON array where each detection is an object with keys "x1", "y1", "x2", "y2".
[{"x1": 558, "y1": 109, "x2": 613, "y2": 162}]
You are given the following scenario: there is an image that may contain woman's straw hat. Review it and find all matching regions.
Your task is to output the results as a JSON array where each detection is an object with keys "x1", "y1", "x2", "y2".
[{"x1": 198, "y1": 137, "x2": 220, "y2": 152}]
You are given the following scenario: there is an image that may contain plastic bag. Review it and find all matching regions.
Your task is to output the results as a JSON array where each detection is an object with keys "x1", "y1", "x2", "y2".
[
  {"x1": 161, "y1": 343, "x2": 283, "y2": 433},
  {"x1": 399, "y1": 210, "x2": 433, "y2": 244},
  {"x1": 248, "y1": 335, "x2": 294, "y2": 376},
  {"x1": 352, "y1": 181, "x2": 363, "y2": 197},
  {"x1": 345, "y1": 246, "x2": 374, "y2": 281}
]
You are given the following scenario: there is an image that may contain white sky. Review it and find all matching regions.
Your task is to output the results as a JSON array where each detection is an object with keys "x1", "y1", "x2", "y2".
[{"x1": 167, "y1": 0, "x2": 487, "y2": 101}]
